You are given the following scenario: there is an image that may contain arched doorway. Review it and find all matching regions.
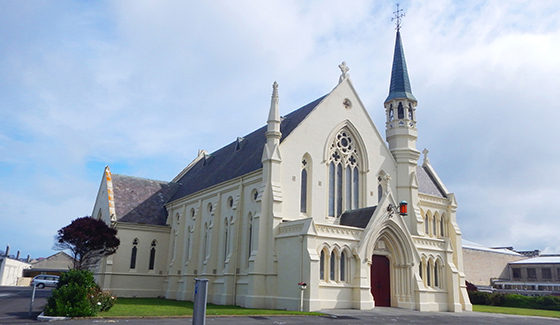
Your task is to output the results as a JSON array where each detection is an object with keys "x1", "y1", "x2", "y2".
[{"x1": 371, "y1": 254, "x2": 391, "y2": 307}]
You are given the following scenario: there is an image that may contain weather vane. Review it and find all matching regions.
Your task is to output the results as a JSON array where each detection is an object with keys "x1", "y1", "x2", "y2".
[{"x1": 392, "y1": 3, "x2": 405, "y2": 31}]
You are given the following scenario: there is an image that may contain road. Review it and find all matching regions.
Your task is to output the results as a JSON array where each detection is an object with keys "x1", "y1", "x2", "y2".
[{"x1": 0, "y1": 286, "x2": 52, "y2": 324}]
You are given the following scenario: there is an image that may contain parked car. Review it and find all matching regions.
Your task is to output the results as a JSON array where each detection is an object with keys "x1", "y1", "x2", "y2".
[{"x1": 31, "y1": 275, "x2": 59, "y2": 289}]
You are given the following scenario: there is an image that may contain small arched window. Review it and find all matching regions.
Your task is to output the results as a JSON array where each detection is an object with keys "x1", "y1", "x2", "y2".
[
  {"x1": 185, "y1": 226, "x2": 192, "y2": 261},
  {"x1": 320, "y1": 250, "x2": 326, "y2": 280},
  {"x1": 408, "y1": 103, "x2": 413, "y2": 120},
  {"x1": 419, "y1": 259, "x2": 424, "y2": 281},
  {"x1": 426, "y1": 260, "x2": 432, "y2": 287},
  {"x1": 330, "y1": 251, "x2": 336, "y2": 281},
  {"x1": 398, "y1": 102, "x2": 404, "y2": 119},
  {"x1": 389, "y1": 104, "x2": 394, "y2": 121},
  {"x1": 434, "y1": 260, "x2": 439, "y2": 288},
  {"x1": 223, "y1": 218, "x2": 230, "y2": 262},
  {"x1": 440, "y1": 216, "x2": 445, "y2": 237},
  {"x1": 130, "y1": 238, "x2": 138, "y2": 269},
  {"x1": 340, "y1": 251, "x2": 347, "y2": 282},
  {"x1": 247, "y1": 213, "x2": 253, "y2": 263},
  {"x1": 300, "y1": 159, "x2": 308, "y2": 213},
  {"x1": 424, "y1": 213, "x2": 429, "y2": 235},
  {"x1": 203, "y1": 222, "x2": 210, "y2": 259},
  {"x1": 149, "y1": 240, "x2": 156, "y2": 270},
  {"x1": 432, "y1": 215, "x2": 437, "y2": 237}
]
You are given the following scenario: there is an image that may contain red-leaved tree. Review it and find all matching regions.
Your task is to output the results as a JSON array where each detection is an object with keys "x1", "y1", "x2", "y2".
[{"x1": 54, "y1": 216, "x2": 120, "y2": 270}]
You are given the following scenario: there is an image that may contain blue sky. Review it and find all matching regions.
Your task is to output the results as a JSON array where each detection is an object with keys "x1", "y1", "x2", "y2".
[{"x1": 1, "y1": 0, "x2": 559, "y2": 259}]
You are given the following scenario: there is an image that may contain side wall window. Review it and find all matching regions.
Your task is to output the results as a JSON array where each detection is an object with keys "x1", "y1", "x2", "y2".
[
  {"x1": 130, "y1": 238, "x2": 138, "y2": 269},
  {"x1": 149, "y1": 240, "x2": 156, "y2": 270},
  {"x1": 247, "y1": 213, "x2": 253, "y2": 265}
]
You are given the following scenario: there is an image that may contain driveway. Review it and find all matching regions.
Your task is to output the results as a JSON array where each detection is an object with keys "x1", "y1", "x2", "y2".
[{"x1": 0, "y1": 286, "x2": 52, "y2": 324}]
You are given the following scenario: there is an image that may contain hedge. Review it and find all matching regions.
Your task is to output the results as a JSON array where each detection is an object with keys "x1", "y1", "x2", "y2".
[{"x1": 468, "y1": 291, "x2": 560, "y2": 311}]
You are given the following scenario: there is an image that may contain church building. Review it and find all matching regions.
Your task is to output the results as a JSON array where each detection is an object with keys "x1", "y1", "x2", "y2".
[{"x1": 91, "y1": 28, "x2": 472, "y2": 312}]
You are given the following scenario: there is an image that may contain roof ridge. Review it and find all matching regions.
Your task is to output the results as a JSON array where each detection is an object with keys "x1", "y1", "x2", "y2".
[{"x1": 112, "y1": 173, "x2": 172, "y2": 185}]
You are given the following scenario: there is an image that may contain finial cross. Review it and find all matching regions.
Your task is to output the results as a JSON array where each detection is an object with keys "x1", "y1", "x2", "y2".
[{"x1": 392, "y1": 3, "x2": 405, "y2": 31}]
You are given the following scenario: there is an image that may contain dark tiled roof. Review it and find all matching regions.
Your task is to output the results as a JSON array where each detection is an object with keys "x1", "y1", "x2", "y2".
[
  {"x1": 339, "y1": 206, "x2": 377, "y2": 229},
  {"x1": 112, "y1": 174, "x2": 179, "y2": 226},
  {"x1": 385, "y1": 30, "x2": 416, "y2": 102},
  {"x1": 417, "y1": 166, "x2": 446, "y2": 198},
  {"x1": 169, "y1": 95, "x2": 327, "y2": 202}
]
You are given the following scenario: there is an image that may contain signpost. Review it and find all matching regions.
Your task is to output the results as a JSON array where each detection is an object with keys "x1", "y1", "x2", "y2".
[
  {"x1": 193, "y1": 278, "x2": 209, "y2": 325},
  {"x1": 28, "y1": 283, "x2": 37, "y2": 317}
]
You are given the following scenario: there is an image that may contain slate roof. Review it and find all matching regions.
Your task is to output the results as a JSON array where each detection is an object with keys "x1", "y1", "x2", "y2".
[
  {"x1": 385, "y1": 30, "x2": 416, "y2": 103},
  {"x1": 417, "y1": 166, "x2": 446, "y2": 198},
  {"x1": 339, "y1": 206, "x2": 377, "y2": 229},
  {"x1": 112, "y1": 174, "x2": 179, "y2": 226},
  {"x1": 169, "y1": 95, "x2": 327, "y2": 202}
]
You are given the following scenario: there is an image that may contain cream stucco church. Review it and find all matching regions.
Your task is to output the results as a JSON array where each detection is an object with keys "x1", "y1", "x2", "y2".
[{"x1": 91, "y1": 28, "x2": 472, "y2": 312}]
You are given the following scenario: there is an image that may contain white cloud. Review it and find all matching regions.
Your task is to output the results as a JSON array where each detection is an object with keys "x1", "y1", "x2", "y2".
[{"x1": 0, "y1": 0, "x2": 559, "y2": 258}]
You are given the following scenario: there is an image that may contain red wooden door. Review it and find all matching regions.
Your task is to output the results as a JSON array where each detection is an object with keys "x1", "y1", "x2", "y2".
[{"x1": 371, "y1": 255, "x2": 391, "y2": 307}]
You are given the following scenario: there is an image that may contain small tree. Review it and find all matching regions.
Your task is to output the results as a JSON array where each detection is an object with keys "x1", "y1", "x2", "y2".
[{"x1": 54, "y1": 216, "x2": 120, "y2": 270}]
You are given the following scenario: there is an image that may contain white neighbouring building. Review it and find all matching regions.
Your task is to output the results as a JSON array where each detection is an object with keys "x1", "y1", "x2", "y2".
[{"x1": 91, "y1": 30, "x2": 472, "y2": 312}]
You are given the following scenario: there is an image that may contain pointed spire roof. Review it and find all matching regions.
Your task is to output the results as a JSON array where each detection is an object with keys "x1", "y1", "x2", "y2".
[{"x1": 385, "y1": 30, "x2": 416, "y2": 103}]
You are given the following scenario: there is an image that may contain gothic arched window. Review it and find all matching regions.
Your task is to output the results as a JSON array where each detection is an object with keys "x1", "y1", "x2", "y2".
[
  {"x1": 300, "y1": 158, "x2": 309, "y2": 214},
  {"x1": 398, "y1": 102, "x2": 404, "y2": 119},
  {"x1": 340, "y1": 251, "x2": 347, "y2": 282},
  {"x1": 247, "y1": 213, "x2": 253, "y2": 264},
  {"x1": 328, "y1": 129, "x2": 361, "y2": 217},
  {"x1": 223, "y1": 218, "x2": 230, "y2": 262},
  {"x1": 203, "y1": 222, "x2": 210, "y2": 260},
  {"x1": 320, "y1": 249, "x2": 326, "y2": 280},
  {"x1": 149, "y1": 240, "x2": 156, "y2": 270},
  {"x1": 330, "y1": 251, "x2": 336, "y2": 281},
  {"x1": 130, "y1": 238, "x2": 138, "y2": 269}
]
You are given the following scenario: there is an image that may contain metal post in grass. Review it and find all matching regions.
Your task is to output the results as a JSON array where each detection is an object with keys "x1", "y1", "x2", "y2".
[{"x1": 193, "y1": 278, "x2": 209, "y2": 325}]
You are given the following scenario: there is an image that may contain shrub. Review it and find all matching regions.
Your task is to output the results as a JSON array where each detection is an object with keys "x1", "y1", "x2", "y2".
[
  {"x1": 470, "y1": 291, "x2": 560, "y2": 311},
  {"x1": 45, "y1": 281, "x2": 96, "y2": 317},
  {"x1": 503, "y1": 294, "x2": 537, "y2": 309},
  {"x1": 468, "y1": 291, "x2": 490, "y2": 305},
  {"x1": 44, "y1": 269, "x2": 116, "y2": 317},
  {"x1": 534, "y1": 295, "x2": 560, "y2": 311},
  {"x1": 489, "y1": 293, "x2": 506, "y2": 306},
  {"x1": 89, "y1": 286, "x2": 117, "y2": 312}
]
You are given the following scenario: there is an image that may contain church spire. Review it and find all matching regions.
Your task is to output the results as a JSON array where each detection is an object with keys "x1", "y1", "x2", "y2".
[
  {"x1": 385, "y1": 30, "x2": 416, "y2": 103},
  {"x1": 385, "y1": 4, "x2": 416, "y2": 103}
]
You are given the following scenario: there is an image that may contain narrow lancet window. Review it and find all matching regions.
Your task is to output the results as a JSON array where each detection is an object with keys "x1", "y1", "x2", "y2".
[
  {"x1": 398, "y1": 102, "x2": 404, "y2": 119},
  {"x1": 320, "y1": 250, "x2": 325, "y2": 280},
  {"x1": 300, "y1": 161, "x2": 308, "y2": 213},
  {"x1": 340, "y1": 251, "x2": 346, "y2": 282},
  {"x1": 130, "y1": 238, "x2": 138, "y2": 269},
  {"x1": 149, "y1": 240, "x2": 156, "y2": 270},
  {"x1": 330, "y1": 251, "x2": 336, "y2": 281}
]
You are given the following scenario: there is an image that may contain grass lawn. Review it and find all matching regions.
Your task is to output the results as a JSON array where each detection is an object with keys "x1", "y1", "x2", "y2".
[
  {"x1": 98, "y1": 298, "x2": 323, "y2": 317},
  {"x1": 473, "y1": 305, "x2": 560, "y2": 319}
]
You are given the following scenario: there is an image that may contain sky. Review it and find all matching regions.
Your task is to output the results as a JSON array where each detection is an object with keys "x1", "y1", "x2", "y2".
[{"x1": 1, "y1": 0, "x2": 559, "y2": 259}]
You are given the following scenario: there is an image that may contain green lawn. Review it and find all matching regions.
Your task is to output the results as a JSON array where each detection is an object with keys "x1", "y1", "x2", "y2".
[
  {"x1": 473, "y1": 305, "x2": 560, "y2": 319},
  {"x1": 98, "y1": 298, "x2": 323, "y2": 317}
]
